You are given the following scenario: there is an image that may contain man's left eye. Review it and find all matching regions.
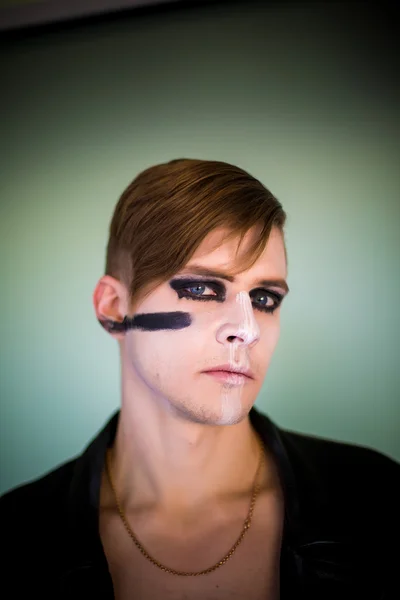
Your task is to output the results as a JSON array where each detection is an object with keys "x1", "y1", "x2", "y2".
[
  {"x1": 184, "y1": 285, "x2": 277, "y2": 308},
  {"x1": 252, "y1": 289, "x2": 273, "y2": 308}
]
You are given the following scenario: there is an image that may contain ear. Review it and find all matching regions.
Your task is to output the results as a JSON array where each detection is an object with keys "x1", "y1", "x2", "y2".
[{"x1": 92, "y1": 275, "x2": 130, "y2": 339}]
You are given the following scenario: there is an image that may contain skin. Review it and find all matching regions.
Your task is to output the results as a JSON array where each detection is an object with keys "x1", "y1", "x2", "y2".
[{"x1": 93, "y1": 225, "x2": 288, "y2": 518}]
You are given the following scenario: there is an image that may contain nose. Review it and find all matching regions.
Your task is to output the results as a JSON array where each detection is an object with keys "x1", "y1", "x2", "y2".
[{"x1": 216, "y1": 291, "x2": 260, "y2": 348}]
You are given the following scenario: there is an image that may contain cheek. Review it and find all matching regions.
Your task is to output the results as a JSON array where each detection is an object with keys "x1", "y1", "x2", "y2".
[
  {"x1": 126, "y1": 329, "x2": 196, "y2": 372},
  {"x1": 259, "y1": 318, "x2": 281, "y2": 354}
]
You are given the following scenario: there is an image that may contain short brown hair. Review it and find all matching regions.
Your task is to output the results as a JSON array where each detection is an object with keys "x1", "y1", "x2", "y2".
[{"x1": 105, "y1": 158, "x2": 287, "y2": 310}]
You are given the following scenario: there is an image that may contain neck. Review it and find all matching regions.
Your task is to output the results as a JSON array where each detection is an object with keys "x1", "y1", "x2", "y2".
[{"x1": 108, "y1": 389, "x2": 264, "y2": 516}]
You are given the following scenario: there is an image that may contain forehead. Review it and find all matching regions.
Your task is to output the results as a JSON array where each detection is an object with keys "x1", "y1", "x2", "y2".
[{"x1": 185, "y1": 226, "x2": 287, "y2": 279}]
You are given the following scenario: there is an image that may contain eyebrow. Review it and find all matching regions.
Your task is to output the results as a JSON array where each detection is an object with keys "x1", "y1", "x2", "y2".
[{"x1": 178, "y1": 265, "x2": 290, "y2": 294}]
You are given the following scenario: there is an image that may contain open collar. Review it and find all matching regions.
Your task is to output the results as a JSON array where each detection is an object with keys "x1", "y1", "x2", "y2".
[{"x1": 59, "y1": 407, "x2": 374, "y2": 598}]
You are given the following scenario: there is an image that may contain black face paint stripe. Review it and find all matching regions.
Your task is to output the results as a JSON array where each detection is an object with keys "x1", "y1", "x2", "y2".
[
  {"x1": 130, "y1": 312, "x2": 192, "y2": 331},
  {"x1": 99, "y1": 311, "x2": 192, "y2": 333}
]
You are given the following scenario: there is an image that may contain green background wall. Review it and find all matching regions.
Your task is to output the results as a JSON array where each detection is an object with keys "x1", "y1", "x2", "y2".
[{"x1": 1, "y1": 1, "x2": 399, "y2": 494}]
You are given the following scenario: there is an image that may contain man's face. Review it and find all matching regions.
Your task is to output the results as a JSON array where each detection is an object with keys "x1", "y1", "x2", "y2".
[{"x1": 121, "y1": 226, "x2": 288, "y2": 426}]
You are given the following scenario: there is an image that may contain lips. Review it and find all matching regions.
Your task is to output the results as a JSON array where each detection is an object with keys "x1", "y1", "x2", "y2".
[{"x1": 203, "y1": 365, "x2": 254, "y2": 379}]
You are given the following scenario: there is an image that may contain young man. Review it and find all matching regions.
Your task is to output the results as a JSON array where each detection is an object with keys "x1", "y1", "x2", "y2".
[{"x1": 1, "y1": 159, "x2": 398, "y2": 600}]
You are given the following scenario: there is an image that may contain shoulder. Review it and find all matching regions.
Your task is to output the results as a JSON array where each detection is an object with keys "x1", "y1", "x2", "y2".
[
  {"x1": 1, "y1": 458, "x2": 77, "y2": 518},
  {"x1": 253, "y1": 407, "x2": 399, "y2": 491},
  {"x1": 0, "y1": 459, "x2": 80, "y2": 596},
  {"x1": 279, "y1": 427, "x2": 399, "y2": 532}
]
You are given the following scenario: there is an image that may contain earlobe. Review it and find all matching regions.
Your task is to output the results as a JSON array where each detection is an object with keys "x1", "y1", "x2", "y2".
[
  {"x1": 97, "y1": 316, "x2": 129, "y2": 334},
  {"x1": 92, "y1": 275, "x2": 129, "y2": 337}
]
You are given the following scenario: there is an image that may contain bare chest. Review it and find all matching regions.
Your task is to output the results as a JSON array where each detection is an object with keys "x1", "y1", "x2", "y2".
[
  {"x1": 108, "y1": 554, "x2": 280, "y2": 600},
  {"x1": 99, "y1": 493, "x2": 284, "y2": 600}
]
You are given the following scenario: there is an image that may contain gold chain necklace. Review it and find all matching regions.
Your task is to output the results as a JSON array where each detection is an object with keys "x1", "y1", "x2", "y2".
[{"x1": 105, "y1": 438, "x2": 265, "y2": 576}]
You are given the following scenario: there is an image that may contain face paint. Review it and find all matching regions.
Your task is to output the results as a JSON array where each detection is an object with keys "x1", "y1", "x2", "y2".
[
  {"x1": 100, "y1": 291, "x2": 260, "y2": 425},
  {"x1": 96, "y1": 226, "x2": 286, "y2": 428},
  {"x1": 217, "y1": 291, "x2": 261, "y2": 425},
  {"x1": 99, "y1": 311, "x2": 192, "y2": 333}
]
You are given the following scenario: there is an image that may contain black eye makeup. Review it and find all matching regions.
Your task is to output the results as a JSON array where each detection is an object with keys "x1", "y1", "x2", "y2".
[{"x1": 169, "y1": 277, "x2": 285, "y2": 314}]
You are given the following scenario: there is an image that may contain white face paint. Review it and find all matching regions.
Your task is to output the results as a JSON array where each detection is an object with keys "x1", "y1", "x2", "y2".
[
  {"x1": 217, "y1": 291, "x2": 261, "y2": 425},
  {"x1": 121, "y1": 226, "x2": 288, "y2": 426}
]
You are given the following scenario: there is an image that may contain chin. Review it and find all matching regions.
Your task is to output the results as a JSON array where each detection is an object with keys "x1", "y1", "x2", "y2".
[
  {"x1": 215, "y1": 404, "x2": 250, "y2": 426},
  {"x1": 173, "y1": 399, "x2": 251, "y2": 427}
]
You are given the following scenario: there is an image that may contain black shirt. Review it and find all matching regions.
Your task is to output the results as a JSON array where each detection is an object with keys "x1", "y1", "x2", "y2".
[{"x1": 1, "y1": 406, "x2": 399, "y2": 599}]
